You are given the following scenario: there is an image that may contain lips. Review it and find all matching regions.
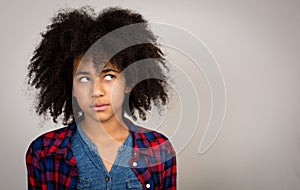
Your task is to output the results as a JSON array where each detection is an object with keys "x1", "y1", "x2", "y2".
[{"x1": 90, "y1": 103, "x2": 109, "y2": 111}]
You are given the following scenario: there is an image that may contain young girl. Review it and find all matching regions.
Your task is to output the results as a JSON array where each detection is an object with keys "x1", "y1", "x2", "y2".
[{"x1": 26, "y1": 7, "x2": 176, "y2": 190}]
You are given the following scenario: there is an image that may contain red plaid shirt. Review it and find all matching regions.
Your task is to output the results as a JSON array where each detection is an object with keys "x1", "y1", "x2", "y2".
[{"x1": 26, "y1": 121, "x2": 177, "y2": 189}]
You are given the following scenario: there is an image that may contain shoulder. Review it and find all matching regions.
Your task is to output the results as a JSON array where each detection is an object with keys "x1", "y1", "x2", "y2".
[
  {"x1": 26, "y1": 123, "x2": 76, "y2": 158},
  {"x1": 133, "y1": 126, "x2": 168, "y2": 142},
  {"x1": 125, "y1": 118, "x2": 168, "y2": 141},
  {"x1": 145, "y1": 128, "x2": 169, "y2": 143},
  {"x1": 133, "y1": 125, "x2": 174, "y2": 151},
  {"x1": 132, "y1": 125, "x2": 176, "y2": 165}
]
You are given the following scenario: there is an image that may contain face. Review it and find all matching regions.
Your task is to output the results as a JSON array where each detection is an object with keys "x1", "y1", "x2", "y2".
[{"x1": 72, "y1": 56, "x2": 130, "y2": 124}]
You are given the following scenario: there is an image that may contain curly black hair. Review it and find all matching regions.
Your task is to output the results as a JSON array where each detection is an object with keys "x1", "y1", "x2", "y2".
[{"x1": 27, "y1": 6, "x2": 169, "y2": 125}]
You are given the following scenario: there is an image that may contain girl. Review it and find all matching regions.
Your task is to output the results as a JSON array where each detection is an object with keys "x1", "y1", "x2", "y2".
[{"x1": 26, "y1": 6, "x2": 176, "y2": 190}]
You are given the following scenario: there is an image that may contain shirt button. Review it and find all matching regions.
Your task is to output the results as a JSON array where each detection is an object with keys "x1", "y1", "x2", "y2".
[
  {"x1": 105, "y1": 175, "x2": 110, "y2": 182},
  {"x1": 146, "y1": 183, "x2": 151, "y2": 188},
  {"x1": 132, "y1": 161, "x2": 138, "y2": 167}
]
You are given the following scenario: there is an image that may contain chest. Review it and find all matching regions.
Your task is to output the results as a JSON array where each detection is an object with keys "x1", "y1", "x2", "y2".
[
  {"x1": 73, "y1": 142, "x2": 145, "y2": 189},
  {"x1": 71, "y1": 131, "x2": 147, "y2": 189},
  {"x1": 96, "y1": 142, "x2": 120, "y2": 173}
]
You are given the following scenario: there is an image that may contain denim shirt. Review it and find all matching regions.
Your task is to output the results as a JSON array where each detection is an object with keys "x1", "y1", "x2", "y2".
[{"x1": 71, "y1": 124, "x2": 143, "y2": 190}]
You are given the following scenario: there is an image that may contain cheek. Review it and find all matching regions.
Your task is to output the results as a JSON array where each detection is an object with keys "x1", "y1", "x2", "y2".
[
  {"x1": 111, "y1": 82, "x2": 126, "y2": 102},
  {"x1": 73, "y1": 84, "x2": 91, "y2": 102},
  {"x1": 72, "y1": 81, "x2": 79, "y2": 97},
  {"x1": 72, "y1": 86, "x2": 81, "y2": 99}
]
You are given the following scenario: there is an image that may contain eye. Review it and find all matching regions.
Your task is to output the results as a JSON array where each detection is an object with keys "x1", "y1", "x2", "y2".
[
  {"x1": 79, "y1": 76, "x2": 90, "y2": 83},
  {"x1": 104, "y1": 74, "x2": 115, "y2": 81}
]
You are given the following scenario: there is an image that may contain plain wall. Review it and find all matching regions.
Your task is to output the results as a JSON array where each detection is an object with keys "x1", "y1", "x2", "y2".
[{"x1": 0, "y1": 0, "x2": 299, "y2": 189}]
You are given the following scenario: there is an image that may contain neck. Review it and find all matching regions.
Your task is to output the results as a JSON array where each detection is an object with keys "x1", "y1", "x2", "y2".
[{"x1": 80, "y1": 115, "x2": 129, "y2": 142}]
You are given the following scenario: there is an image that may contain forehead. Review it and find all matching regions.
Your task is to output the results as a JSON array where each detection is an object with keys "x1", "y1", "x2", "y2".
[{"x1": 73, "y1": 55, "x2": 120, "y2": 74}]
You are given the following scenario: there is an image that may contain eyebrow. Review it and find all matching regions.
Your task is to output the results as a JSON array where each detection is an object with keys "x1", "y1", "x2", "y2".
[
  {"x1": 101, "y1": 68, "x2": 119, "y2": 74},
  {"x1": 75, "y1": 68, "x2": 119, "y2": 76},
  {"x1": 75, "y1": 71, "x2": 90, "y2": 76}
]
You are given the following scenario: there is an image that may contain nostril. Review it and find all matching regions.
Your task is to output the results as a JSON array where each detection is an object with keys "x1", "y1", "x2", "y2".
[{"x1": 92, "y1": 85, "x2": 104, "y2": 97}]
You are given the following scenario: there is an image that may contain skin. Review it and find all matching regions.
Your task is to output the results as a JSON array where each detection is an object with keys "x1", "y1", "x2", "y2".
[{"x1": 72, "y1": 55, "x2": 131, "y2": 172}]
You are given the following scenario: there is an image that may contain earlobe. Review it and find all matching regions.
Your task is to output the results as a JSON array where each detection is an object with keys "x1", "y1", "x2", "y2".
[
  {"x1": 125, "y1": 85, "x2": 132, "y2": 93},
  {"x1": 72, "y1": 88, "x2": 76, "y2": 98}
]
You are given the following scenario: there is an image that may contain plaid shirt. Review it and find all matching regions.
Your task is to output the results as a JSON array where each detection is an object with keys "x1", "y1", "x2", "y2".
[{"x1": 26, "y1": 120, "x2": 177, "y2": 190}]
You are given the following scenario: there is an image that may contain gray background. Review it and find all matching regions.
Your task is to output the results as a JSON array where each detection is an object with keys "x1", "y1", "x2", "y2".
[{"x1": 1, "y1": 0, "x2": 300, "y2": 189}]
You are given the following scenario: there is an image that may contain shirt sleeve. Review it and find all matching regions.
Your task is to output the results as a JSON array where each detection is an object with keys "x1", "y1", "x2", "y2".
[
  {"x1": 25, "y1": 145, "x2": 46, "y2": 190},
  {"x1": 161, "y1": 140, "x2": 177, "y2": 190}
]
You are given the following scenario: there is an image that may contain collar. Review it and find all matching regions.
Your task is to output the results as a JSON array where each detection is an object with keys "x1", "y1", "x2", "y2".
[
  {"x1": 45, "y1": 119, "x2": 155, "y2": 161},
  {"x1": 45, "y1": 123, "x2": 77, "y2": 165},
  {"x1": 124, "y1": 118, "x2": 155, "y2": 157}
]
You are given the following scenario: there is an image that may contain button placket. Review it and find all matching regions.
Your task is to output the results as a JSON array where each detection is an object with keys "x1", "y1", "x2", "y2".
[{"x1": 105, "y1": 175, "x2": 110, "y2": 182}]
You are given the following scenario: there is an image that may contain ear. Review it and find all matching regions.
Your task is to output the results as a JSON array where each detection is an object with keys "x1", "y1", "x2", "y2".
[
  {"x1": 125, "y1": 85, "x2": 132, "y2": 93},
  {"x1": 72, "y1": 87, "x2": 77, "y2": 98}
]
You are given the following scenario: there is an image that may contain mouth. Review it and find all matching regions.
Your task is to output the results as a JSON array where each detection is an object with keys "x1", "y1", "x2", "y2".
[{"x1": 90, "y1": 103, "x2": 109, "y2": 111}]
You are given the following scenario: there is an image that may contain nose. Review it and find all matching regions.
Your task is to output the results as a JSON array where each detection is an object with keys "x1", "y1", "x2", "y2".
[{"x1": 92, "y1": 78, "x2": 104, "y2": 97}]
